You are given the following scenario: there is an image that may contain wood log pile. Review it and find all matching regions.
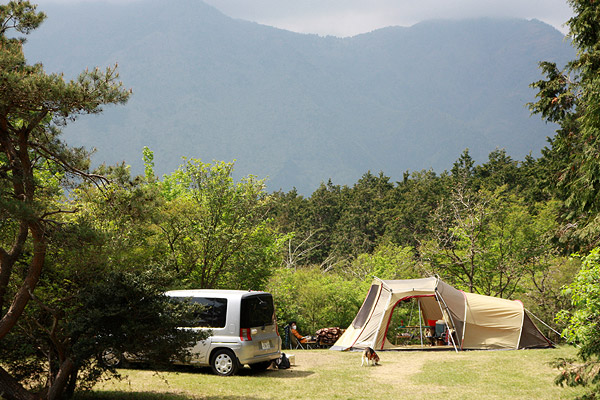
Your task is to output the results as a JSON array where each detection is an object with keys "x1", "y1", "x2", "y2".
[{"x1": 316, "y1": 327, "x2": 344, "y2": 346}]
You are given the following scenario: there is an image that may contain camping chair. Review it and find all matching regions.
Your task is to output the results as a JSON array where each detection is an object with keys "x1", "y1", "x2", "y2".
[
  {"x1": 288, "y1": 326, "x2": 316, "y2": 349},
  {"x1": 283, "y1": 325, "x2": 292, "y2": 350},
  {"x1": 434, "y1": 320, "x2": 448, "y2": 345},
  {"x1": 290, "y1": 332, "x2": 307, "y2": 349},
  {"x1": 285, "y1": 324, "x2": 307, "y2": 349}
]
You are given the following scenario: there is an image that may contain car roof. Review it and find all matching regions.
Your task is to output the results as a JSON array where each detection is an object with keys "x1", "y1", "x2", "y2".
[{"x1": 165, "y1": 289, "x2": 270, "y2": 298}]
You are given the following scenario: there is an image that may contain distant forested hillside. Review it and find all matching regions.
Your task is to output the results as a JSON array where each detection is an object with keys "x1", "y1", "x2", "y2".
[{"x1": 24, "y1": 0, "x2": 574, "y2": 193}]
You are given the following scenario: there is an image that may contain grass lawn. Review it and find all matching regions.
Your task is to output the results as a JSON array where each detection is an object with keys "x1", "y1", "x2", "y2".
[{"x1": 74, "y1": 346, "x2": 586, "y2": 400}]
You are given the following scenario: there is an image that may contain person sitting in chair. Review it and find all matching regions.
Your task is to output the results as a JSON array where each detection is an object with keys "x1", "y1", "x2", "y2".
[{"x1": 290, "y1": 321, "x2": 310, "y2": 343}]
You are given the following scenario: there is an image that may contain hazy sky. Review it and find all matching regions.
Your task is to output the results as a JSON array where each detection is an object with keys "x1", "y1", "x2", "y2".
[{"x1": 36, "y1": 0, "x2": 574, "y2": 37}]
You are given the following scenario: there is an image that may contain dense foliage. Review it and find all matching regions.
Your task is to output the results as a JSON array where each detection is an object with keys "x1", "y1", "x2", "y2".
[
  {"x1": 529, "y1": 0, "x2": 600, "y2": 252},
  {"x1": 554, "y1": 249, "x2": 600, "y2": 399},
  {"x1": 528, "y1": 0, "x2": 600, "y2": 397}
]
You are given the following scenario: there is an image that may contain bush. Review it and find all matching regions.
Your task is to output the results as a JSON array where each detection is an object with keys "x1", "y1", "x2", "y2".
[
  {"x1": 554, "y1": 248, "x2": 600, "y2": 399},
  {"x1": 267, "y1": 267, "x2": 366, "y2": 334}
]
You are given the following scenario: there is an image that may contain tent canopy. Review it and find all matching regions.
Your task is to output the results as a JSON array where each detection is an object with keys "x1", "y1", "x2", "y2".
[{"x1": 331, "y1": 277, "x2": 552, "y2": 351}]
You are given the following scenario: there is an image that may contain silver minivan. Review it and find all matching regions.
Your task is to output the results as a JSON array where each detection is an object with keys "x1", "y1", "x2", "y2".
[{"x1": 165, "y1": 289, "x2": 282, "y2": 376}]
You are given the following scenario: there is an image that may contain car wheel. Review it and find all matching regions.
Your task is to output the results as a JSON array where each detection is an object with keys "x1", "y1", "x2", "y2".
[
  {"x1": 249, "y1": 361, "x2": 272, "y2": 371},
  {"x1": 211, "y1": 349, "x2": 239, "y2": 376},
  {"x1": 100, "y1": 348, "x2": 123, "y2": 368}
]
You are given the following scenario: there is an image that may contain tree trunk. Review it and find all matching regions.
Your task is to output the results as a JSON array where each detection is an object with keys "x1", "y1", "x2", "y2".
[
  {"x1": 47, "y1": 358, "x2": 75, "y2": 400},
  {"x1": 0, "y1": 223, "x2": 29, "y2": 315},
  {"x1": 0, "y1": 366, "x2": 41, "y2": 400},
  {"x1": 0, "y1": 222, "x2": 46, "y2": 340},
  {"x1": 63, "y1": 368, "x2": 78, "y2": 400}
]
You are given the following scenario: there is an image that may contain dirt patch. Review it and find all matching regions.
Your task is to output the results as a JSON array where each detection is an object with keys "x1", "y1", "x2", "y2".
[
  {"x1": 351, "y1": 349, "x2": 456, "y2": 395},
  {"x1": 287, "y1": 348, "x2": 440, "y2": 380},
  {"x1": 284, "y1": 349, "x2": 450, "y2": 397},
  {"x1": 372, "y1": 352, "x2": 427, "y2": 383}
]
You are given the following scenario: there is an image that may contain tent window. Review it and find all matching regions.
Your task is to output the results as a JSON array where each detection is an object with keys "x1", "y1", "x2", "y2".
[{"x1": 353, "y1": 284, "x2": 379, "y2": 329}]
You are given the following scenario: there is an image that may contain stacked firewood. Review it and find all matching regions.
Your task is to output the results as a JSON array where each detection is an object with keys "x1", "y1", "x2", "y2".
[{"x1": 315, "y1": 327, "x2": 344, "y2": 346}]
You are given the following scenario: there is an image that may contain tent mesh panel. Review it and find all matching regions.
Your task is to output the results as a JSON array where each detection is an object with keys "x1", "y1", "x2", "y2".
[{"x1": 352, "y1": 284, "x2": 379, "y2": 329}]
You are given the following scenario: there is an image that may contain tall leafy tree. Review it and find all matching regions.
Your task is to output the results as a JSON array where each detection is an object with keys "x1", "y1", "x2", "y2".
[
  {"x1": 385, "y1": 169, "x2": 449, "y2": 249},
  {"x1": 529, "y1": 0, "x2": 600, "y2": 251},
  {"x1": 267, "y1": 266, "x2": 363, "y2": 334},
  {"x1": 332, "y1": 172, "x2": 395, "y2": 259},
  {"x1": 0, "y1": 2, "x2": 130, "y2": 398},
  {"x1": 343, "y1": 242, "x2": 419, "y2": 281},
  {"x1": 530, "y1": 3, "x2": 600, "y2": 393},
  {"x1": 420, "y1": 182, "x2": 556, "y2": 297},
  {"x1": 75, "y1": 162, "x2": 167, "y2": 271},
  {"x1": 160, "y1": 157, "x2": 282, "y2": 289}
]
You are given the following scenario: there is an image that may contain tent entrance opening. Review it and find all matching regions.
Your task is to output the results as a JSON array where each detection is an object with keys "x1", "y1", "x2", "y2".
[{"x1": 385, "y1": 295, "x2": 457, "y2": 348}]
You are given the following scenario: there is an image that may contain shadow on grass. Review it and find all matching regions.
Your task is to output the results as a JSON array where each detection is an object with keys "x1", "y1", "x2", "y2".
[
  {"x1": 123, "y1": 364, "x2": 314, "y2": 379},
  {"x1": 235, "y1": 367, "x2": 314, "y2": 378},
  {"x1": 72, "y1": 368, "x2": 313, "y2": 400},
  {"x1": 74, "y1": 392, "x2": 264, "y2": 400}
]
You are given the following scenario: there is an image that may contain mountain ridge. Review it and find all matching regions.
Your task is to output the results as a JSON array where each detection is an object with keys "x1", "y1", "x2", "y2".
[{"x1": 23, "y1": 1, "x2": 574, "y2": 193}]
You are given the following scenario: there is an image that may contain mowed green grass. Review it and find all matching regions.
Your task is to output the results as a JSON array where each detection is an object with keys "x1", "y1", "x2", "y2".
[{"x1": 74, "y1": 346, "x2": 586, "y2": 400}]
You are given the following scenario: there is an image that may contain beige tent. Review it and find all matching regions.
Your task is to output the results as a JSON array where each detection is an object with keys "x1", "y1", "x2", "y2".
[{"x1": 331, "y1": 277, "x2": 552, "y2": 351}]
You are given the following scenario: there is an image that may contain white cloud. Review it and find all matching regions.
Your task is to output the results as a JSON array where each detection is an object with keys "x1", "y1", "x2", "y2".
[{"x1": 202, "y1": 0, "x2": 573, "y2": 36}]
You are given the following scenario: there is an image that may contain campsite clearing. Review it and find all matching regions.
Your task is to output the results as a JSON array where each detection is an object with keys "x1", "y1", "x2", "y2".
[{"x1": 75, "y1": 346, "x2": 585, "y2": 400}]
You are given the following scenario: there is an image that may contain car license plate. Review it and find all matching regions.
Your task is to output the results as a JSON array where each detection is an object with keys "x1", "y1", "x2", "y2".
[{"x1": 261, "y1": 340, "x2": 270, "y2": 350}]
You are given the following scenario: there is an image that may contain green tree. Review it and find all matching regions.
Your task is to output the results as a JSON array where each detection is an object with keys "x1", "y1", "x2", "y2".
[
  {"x1": 77, "y1": 153, "x2": 283, "y2": 292},
  {"x1": 0, "y1": 2, "x2": 132, "y2": 398},
  {"x1": 268, "y1": 189, "x2": 325, "y2": 270},
  {"x1": 267, "y1": 266, "x2": 364, "y2": 334},
  {"x1": 160, "y1": 157, "x2": 282, "y2": 289},
  {"x1": 450, "y1": 148, "x2": 475, "y2": 183},
  {"x1": 473, "y1": 149, "x2": 520, "y2": 191},
  {"x1": 555, "y1": 248, "x2": 600, "y2": 399},
  {"x1": 343, "y1": 242, "x2": 419, "y2": 281},
  {"x1": 386, "y1": 168, "x2": 450, "y2": 248},
  {"x1": 0, "y1": 255, "x2": 204, "y2": 400},
  {"x1": 421, "y1": 182, "x2": 557, "y2": 298},
  {"x1": 305, "y1": 180, "x2": 343, "y2": 266},
  {"x1": 529, "y1": 0, "x2": 600, "y2": 251},
  {"x1": 521, "y1": 252, "x2": 580, "y2": 342},
  {"x1": 529, "y1": 3, "x2": 600, "y2": 393},
  {"x1": 75, "y1": 162, "x2": 167, "y2": 272},
  {"x1": 332, "y1": 172, "x2": 395, "y2": 259}
]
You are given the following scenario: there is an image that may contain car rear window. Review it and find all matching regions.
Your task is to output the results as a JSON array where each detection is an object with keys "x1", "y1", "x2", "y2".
[
  {"x1": 240, "y1": 294, "x2": 275, "y2": 328},
  {"x1": 175, "y1": 297, "x2": 228, "y2": 328}
]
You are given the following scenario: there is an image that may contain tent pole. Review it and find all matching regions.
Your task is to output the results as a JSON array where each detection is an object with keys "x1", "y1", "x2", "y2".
[
  {"x1": 435, "y1": 292, "x2": 459, "y2": 353},
  {"x1": 418, "y1": 299, "x2": 423, "y2": 348}
]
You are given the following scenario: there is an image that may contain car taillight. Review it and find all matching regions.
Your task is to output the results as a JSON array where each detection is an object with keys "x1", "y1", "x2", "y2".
[{"x1": 240, "y1": 328, "x2": 252, "y2": 341}]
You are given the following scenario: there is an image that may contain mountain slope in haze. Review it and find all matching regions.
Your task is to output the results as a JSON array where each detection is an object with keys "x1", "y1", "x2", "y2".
[{"x1": 24, "y1": 0, "x2": 574, "y2": 193}]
